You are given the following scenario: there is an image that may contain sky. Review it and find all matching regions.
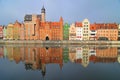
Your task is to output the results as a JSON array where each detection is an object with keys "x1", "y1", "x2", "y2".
[{"x1": 0, "y1": 0, "x2": 120, "y2": 25}]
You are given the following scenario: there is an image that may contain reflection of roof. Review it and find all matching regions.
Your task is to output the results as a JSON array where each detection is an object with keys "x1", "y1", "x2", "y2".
[
  {"x1": 118, "y1": 55, "x2": 120, "y2": 63},
  {"x1": 96, "y1": 57, "x2": 117, "y2": 63},
  {"x1": 75, "y1": 59, "x2": 82, "y2": 63},
  {"x1": 0, "y1": 52, "x2": 3, "y2": 58},
  {"x1": 74, "y1": 55, "x2": 117, "y2": 65}
]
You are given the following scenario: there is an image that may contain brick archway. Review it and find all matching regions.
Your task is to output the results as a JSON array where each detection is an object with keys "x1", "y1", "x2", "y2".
[{"x1": 46, "y1": 36, "x2": 49, "y2": 41}]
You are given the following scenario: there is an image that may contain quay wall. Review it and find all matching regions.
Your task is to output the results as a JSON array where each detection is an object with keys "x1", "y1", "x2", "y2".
[{"x1": 0, "y1": 40, "x2": 120, "y2": 45}]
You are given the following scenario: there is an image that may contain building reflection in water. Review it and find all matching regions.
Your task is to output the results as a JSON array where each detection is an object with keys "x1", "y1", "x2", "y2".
[{"x1": 0, "y1": 46, "x2": 119, "y2": 77}]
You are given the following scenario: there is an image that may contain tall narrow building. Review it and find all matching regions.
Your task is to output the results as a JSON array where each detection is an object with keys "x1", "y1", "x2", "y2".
[
  {"x1": 63, "y1": 23, "x2": 69, "y2": 40},
  {"x1": 69, "y1": 23, "x2": 76, "y2": 40},
  {"x1": 82, "y1": 19, "x2": 90, "y2": 40},
  {"x1": 41, "y1": 6, "x2": 46, "y2": 22},
  {"x1": 0, "y1": 25, "x2": 3, "y2": 39}
]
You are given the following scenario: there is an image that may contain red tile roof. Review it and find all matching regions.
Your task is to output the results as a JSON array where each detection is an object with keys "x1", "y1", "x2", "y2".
[
  {"x1": 90, "y1": 23, "x2": 118, "y2": 30},
  {"x1": 75, "y1": 22, "x2": 82, "y2": 27},
  {"x1": 90, "y1": 24, "x2": 96, "y2": 30},
  {"x1": 94, "y1": 23, "x2": 118, "y2": 29}
]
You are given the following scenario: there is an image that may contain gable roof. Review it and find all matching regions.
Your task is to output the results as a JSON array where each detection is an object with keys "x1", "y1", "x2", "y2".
[{"x1": 75, "y1": 22, "x2": 82, "y2": 27}]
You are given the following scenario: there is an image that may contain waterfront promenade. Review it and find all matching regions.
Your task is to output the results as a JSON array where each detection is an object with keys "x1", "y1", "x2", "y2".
[{"x1": 0, "y1": 40, "x2": 120, "y2": 45}]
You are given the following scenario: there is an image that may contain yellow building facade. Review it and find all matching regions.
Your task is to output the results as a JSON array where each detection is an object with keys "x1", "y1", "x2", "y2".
[{"x1": 6, "y1": 23, "x2": 14, "y2": 40}]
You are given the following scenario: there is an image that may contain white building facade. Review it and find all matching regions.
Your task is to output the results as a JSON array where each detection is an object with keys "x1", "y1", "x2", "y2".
[
  {"x1": 76, "y1": 27, "x2": 83, "y2": 40},
  {"x1": 89, "y1": 24, "x2": 97, "y2": 40}
]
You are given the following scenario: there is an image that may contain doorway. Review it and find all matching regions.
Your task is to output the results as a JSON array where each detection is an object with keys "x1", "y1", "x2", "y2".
[{"x1": 46, "y1": 36, "x2": 49, "y2": 41}]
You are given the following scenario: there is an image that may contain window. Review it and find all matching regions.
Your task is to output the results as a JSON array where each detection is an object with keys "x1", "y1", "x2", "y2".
[
  {"x1": 84, "y1": 22, "x2": 88, "y2": 24},
  {"x1": 91, "y1": 30, "x2": 95, "y2": 32},
  {"x1": 32, "y1": 24, "x2": 36, "y2": 36},
  {"x1": 91, "y1": 34, "x2": 95, "y2": 35}
]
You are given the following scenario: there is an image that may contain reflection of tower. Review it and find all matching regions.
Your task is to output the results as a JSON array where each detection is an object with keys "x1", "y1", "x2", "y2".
[
  {"x1": 41, "y1": 63, "x2": 46, "y2": 77},
  {"x1": 59, "y1": 62, "x2": 63, "y2": 70},
  {"x1": 7, "y1": 47, "x2": 14, "y2": 61},
  {"x1": 13, "y1": 47, "x2": 21, "y2": 64},
  {"x1": 118, "y1": 47, "x2": 120, "y2": 63},
  {"x1": 41, "y1": 6, "x2": 46, "y2": 22},
  {"x1": 82, "y1": 47, "x2": 89, "y2": 67},
  {"x1": 0, "y1": 47, "x2": 4, "y2": 58},
  {"x1": 3, "y1": 46, "x2": 7, "y2": 58},
  {"x1": 118, "y1": 54, "x2": 120, "y2": 63},
  {"x1": 46, "y1": 47, "x2": 49, "y2": 53}
]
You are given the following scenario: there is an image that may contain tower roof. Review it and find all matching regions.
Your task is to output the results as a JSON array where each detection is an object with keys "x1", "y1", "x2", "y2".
[
  {"x1": 41, "y1": 6, "x2": 45, "y2": 13},
  {"x1": 60, "y1": 16, "x2": 63, "y2": 22}
]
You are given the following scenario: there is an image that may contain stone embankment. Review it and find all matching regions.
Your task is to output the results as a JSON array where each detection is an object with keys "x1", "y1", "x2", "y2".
[{"x1": 0, "y1": 40, "x2": 120, "y2": 45}]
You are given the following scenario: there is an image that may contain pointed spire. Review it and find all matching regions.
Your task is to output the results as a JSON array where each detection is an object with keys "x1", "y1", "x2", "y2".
[
  {"x1": 42, "y1": 5, "x2": 45, "y2": 9},
  {"x1": 59, "y1": 63, "x2": 63, "y2": 70},
  {"x1": 15, "y1": 20, "x2": 19, "y2": 24},
  {"x1": 16, "y1": 20, "x2": 18, "y2": 22},
  {"x1": 60, "y1": 16, "x2": 63, "y2": 22},
  {"x1": 41, "y1": 5, "x2": 45, "y2": 13}
]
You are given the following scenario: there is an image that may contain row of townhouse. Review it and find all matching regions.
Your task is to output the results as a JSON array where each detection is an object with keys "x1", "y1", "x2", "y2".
[
  {"x1": 0, "y1": 6, "x2": 119, "y2": 41},
  {"x1": 0, "y1": 6, "x2": 64, "y2": 40},
  {"x1": 69, "y1": 19, "x2": 119, "y2": 41},
  {"x1": 1, "y1": 19, "x2": 63, "y2": 40},
  {"x1": 0, "y1": 6, "x2": 120, "y2": 41},
  {"x1": 1, "y1": 21, "x2": 25, "y2": 40},
  {"x1": 0, "y1": 19, "x2": 119, "y2": 41}
]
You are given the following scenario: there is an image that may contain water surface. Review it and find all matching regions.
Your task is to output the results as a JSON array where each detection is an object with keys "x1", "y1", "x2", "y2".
[{"x1": 0, "y1": 45, "x2": 120, "y2": 80}]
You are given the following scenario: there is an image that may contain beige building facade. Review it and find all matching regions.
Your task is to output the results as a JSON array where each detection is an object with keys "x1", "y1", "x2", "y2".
[
  {"x1": 69, "y1": 23, "x2": 76, "y2": 40},
  {"x1": 6, "y1": 23, "x2": 14, "y2": 40},
  {"x1": 82, "y1": 19, "x2": 90, "y2": 40}
]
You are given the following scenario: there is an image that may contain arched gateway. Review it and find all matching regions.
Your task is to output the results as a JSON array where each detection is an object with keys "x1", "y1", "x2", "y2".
[{"x1": 46, "y1": 36, "x2": 49, "y2": 41}]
